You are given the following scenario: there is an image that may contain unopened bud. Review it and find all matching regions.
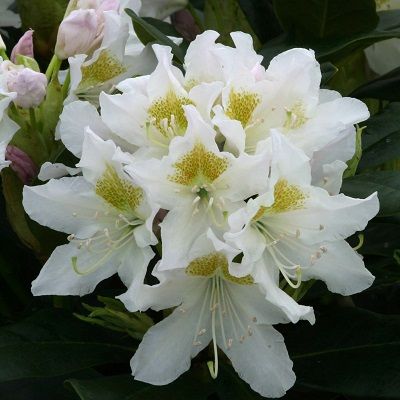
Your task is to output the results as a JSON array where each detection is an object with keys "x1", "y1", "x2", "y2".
[
  {"x1": 6, "y1": 66, "x2": 48, "y2": 108},
  {"x1": 11, "y1": 30, "x2": 34, "y2": 63},
  {"x1": 6, "y1": 145, "x2": 38, "y2": 184},
  {"x1": 55, "y1": 9, "x2": 100, "y2": 60}
]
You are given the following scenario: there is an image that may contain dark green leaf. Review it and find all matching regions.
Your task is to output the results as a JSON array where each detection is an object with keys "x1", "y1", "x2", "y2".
[
  {"x1": 125, "y1": 9, "x2": 185, "y2": 64},
  {"x1": 274, "y1": 0, "x2": 378, "y2": 41},
  {"x1": 16, "y1": 0, "x2": 68, "y2": 60},
  {"x1": 351, "y1": 67, "x2": 400, "y2": 101},
  {"x1": 204, "y1": 0, "x2": 261, "y2": 48},
  {"x1": 238, "y1": 0, "x2": 283, "y2": 44},
  {"x1": 361, "y1": 222, "x2": 400, "y2": 258},
  {"x1": 0, "y1": 309, "x2": 134, "y2": 382},
  {"x1": 320, "y1": 62, "x2": 338, "y2": 85},
  {"x1": 358, "y1": 103, "x2": 400, "y2": 170},
  {"x1": 341, "y1": 171, "x2": 400, "y2": 216},
  {"x1": 261, "y1": 10, "x2": 400, "y2": 65},
  {"x1": 283, "y1": 307, "x2": 400, "y2": 397},
  {"x1": 66, "y1": 363, "x2": 263, "y2": 400}
]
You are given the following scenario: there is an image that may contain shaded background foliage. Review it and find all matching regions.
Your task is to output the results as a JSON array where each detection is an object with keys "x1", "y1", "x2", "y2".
[{"x1": 1, "y1": 0, "x2": 400, "y2": 398}]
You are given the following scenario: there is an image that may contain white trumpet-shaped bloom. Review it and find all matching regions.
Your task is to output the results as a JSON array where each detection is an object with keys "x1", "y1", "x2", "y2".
[
  {"x1": 225, "y1": 132, "x2": 379, "y2": 322},
  {"x1": 124, "y1": 233, "x2": 296, "y2": 398},
  {"x1": 214, "y1": 48, "x2": 369, "y2": 157},
  {"x1": 100, "y1": 45, "x2": 222, "y2": 158},
  {"x1": 126, "y1": 105, "x2": 270, "y2": 270},
  {"x1": 23, "y1": 131, "x2": 157, "y2": 296}
]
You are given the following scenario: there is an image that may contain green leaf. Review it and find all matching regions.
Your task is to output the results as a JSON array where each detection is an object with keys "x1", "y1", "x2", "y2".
[
  {"x1": 341, "y1": 171, "x2": 400, "y2": 216},
  {"x1": 237, "y1": 0, "x2": 283, "y2": 44},
  {"x1": 66, "y1": 363, "x2": 263, "y2": 400},
  {"x1": 125, "y1": 8, "x2": 185, "y2": 64},
  {"x1": 14, "y1": 55, "x2": 40, "y2": 72},
  {"x1": 320, "y1": 62, "x2": 338, "y2": 85},
  {"x1": 358, "y1": 103, "x2": 400, "y2": 170},
  {"x1": 283, "y1": 307, "x2": 400, "y2": 397},
  {"x1": 343, "y1": 125, "x2": 364, "y2": 178},
  {"x1": 360, "y1": 221, "x2": 400, "y2": 258},
  {"x1": 351, "y1": 66, "x2": 400, "y2": 101},
  {"x1": 204, "y1": 0, "x2": 261, "y2": 49},
  {"x1": 0, "y1": 309, "x2": 134, "y2": 382},
  {"x1": 261, "y1": 10, "x2": 400, "y2": 65},
  {"x1": 0, "y1": 169, "x2": 42, "y2": 255},
  {"x1": 16, "y1": 0, "x2": 68, "y2": 59},
  {"x1": 274, "y1": 0, "x2": 378, "y2": 41}
]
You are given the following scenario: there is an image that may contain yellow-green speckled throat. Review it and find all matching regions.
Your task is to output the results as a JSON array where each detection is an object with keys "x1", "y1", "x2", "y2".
[
  {"x1": 148, "y1": 91, "x2": 194, "y2": 137},
  {"x1": 96, "y1": 165, "x2": 143, "y2": 213},
  {"x1": 186, "y1": 252, "x2": 254, "y2": 285},
  {"x1": 225, "y1": 89, "x2": 261, "y2": 127},
  {"x1": 168, "y1": 142, "x2": 229, "y2": 186},
  {"x1": 253, "y1": 179, "x2": 307, "y2": 220}
]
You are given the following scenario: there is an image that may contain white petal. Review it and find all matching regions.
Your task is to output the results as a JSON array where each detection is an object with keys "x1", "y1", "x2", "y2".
[
  {"x1": 99, "y1": 91, "x2": 149, "y2": 147},
  {"x1": 222, "y1": 325, "x2": 295, "y2": 398},
  {"x1": 159, "y1": 207, "x2": 211, "y2": 270},
  {"x1": 38, "y1": 162, "x2": 81, "y2": 181},
  {"x1": 302, "y1": 240, "x2": 375, "y2": 295},
  {"x1": 286, "y1": 189, "x2": 379, "y2": 244},
  {"x1": 58, "y1": 101, "x2": 112, "y2": 157},
  {"x1": 270, "y1": 130, "x2": 311, "y2": 186},
  {"x1": 218, "y1": 283, "x2": 295, "y2": 398},
  {"x1": 253, "y1": 259, "x2": 315, "y2": 324},
  {"x1": 117, "y1": 244, "x2": 154, "y2": 289},
  {"x1": 22, "y1": 177, "x2": 105, "y2": 238},
  {"x1": 31, "y1": 242, "x2": 119, "y2": 296},
  {"x1": 131, "y1": 279, "x2": 211, "y2": 385}
]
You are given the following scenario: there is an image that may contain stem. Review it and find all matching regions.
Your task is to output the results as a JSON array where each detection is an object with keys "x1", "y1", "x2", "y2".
[
  {"x1": 0, "y1": 49, "x2": 9, "y2": 60},
  {"x1": 45, "y1": 55, "x2": 62, "y2": 81},
  {"x1": 30, "y1": 107, "x2": 49, "y2": 155},
  {"x1": 61, "y1": 70, "x2": 71, "y2": 99}
]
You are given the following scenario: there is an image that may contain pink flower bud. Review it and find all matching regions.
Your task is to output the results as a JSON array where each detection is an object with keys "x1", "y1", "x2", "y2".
[
  {"x1": 11, "y1": 30, "x2": 34, "y2": 63},
  {"x1": 55, "y1": 9, "x2": 101, "y2": 60},
  {"x1": 6, "y1": 145, "x2": 38, "y2": 184},
  {"x1": 6, "y1": 67, "x2": 48, "y2": 108}
]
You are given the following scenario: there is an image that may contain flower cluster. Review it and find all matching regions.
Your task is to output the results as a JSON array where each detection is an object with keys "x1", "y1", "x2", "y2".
[{"x1": 21, "y1": 29, "x2": 379, "y2": 397}]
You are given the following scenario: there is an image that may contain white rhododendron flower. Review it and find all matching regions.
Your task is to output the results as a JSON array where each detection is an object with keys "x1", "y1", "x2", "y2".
[
  {"x1": 99, "y1": 45, "x2": 222, "y2": 158},
  {"x1": 214, "y1": 47, "x2": 369, "y2": 157},
  {"x1": 23, "y1": 131, "x2": 157, "y2": 296},
  {"x1": 364, "y1": 0, "x2": 400, "y2": 75},
  {"x1": 20, "y1": 22, "x2": 380, "y2": 398},
  {"x1": 64, "y1": 0, "x2": 184, "y2": 104},
  {"x1": 127, "y1": 105, "x2": 270, "y2": 270},
  {"x1": 125, "y1": 233, "x2": 296, "y2": 398},
  {"x1": 225, "y1": 132, "x2": 379, "y2": 322}
]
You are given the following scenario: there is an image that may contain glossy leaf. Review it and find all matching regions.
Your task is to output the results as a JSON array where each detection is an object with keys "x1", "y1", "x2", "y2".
[
  {"x1": 0, "y1": 309, "x2": 134, "y2": 382},
  {"x1": 125, "y1": 9, "x2": 185, "y2": 64},
  {"x1": 341, "y1": 171, "x2": 400, "y2": 217},
  {"x1": 261, "y1": 10, "x2": 400, "y2": 65},
  {"x1": 274, "y1": 0, "x2": 378, "y2": 41},
  {"x1": 204, "y1": 0, "x2": 261, "y2": 48},
  {"x1": 351, "y1": 67, "x2": 400, "y2": 101},
  {"x1": 283, "y1": 307, "x2": 400, "y2": 397},
  {"x1": 358, "y1": 103, "x2": 400, "y2": 170}
]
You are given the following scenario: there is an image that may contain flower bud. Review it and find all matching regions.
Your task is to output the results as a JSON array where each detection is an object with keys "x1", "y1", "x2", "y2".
[
  {"x1": 6, "y1": 66, "x2": 48, "y2": 108},
  {"x1": 55, "y1": 9, "x2": 100, "y2": 60},
  {"x1": 6, "y1": 145, "x2": 38, "y2": 184},
  {"x1": 11, "y1": 30, "x2": 34, "y2": 63}
]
